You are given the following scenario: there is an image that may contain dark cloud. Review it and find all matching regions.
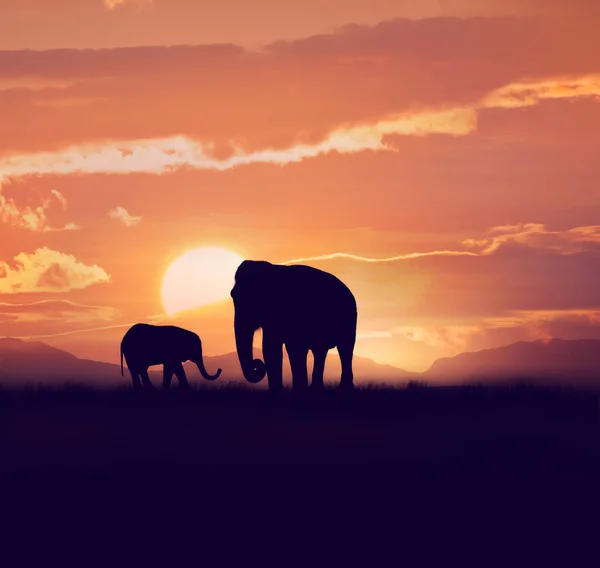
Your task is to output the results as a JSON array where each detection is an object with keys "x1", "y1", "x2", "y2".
[{"x1": 0, "y1": 17, "x2": 598, "y2": 153}]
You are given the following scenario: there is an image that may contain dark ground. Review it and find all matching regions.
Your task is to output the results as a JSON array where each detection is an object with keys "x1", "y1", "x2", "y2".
[{"x1": 1, "y1": 383, "x2": 600, "y2": 564}]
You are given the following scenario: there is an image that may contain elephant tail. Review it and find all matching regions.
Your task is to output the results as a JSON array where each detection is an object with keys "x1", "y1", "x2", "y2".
[{"x1": 120, "y1": 344, "x2": 124, "y2": 377}]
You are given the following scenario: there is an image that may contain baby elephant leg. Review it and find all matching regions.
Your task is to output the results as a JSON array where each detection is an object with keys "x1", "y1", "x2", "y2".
[
  {"x1": 140, "y1": 368, "x2": 155, "y2": 389},
  {"x1": 162, "y1": 363, "x2": 174, "y2": 390},
  {"x1": 173, "y1": 362, "x2": 190, "y2": 390}
]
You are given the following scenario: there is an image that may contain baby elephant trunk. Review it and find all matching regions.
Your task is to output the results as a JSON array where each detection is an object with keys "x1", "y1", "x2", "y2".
[{"x1": 193, "y1": 340, "x2": 222, "y2": 380}]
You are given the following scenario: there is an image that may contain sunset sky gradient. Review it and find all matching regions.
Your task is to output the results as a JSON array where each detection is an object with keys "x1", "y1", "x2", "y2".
[{"x1": 1, "y1": 0, "x2": 599, "y2": 372}]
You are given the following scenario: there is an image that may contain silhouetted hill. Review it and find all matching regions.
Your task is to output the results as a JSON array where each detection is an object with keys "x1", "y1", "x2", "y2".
[
  {"x1": 6, "y1": 337, "x2": 600, "y2": 389},
  {"x1": 425, "y1": 338, "x2": 600, "y2": 387},
  {"x1": 0, "y1": 338, "x2": 123, "y2": 387},
  {"x1": 0, "y1": 338, "x2": 412, "y2": 388}
]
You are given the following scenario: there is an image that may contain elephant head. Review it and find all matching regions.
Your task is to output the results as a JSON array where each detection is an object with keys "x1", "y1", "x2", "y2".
[{"x1": 230, "y1": 260, "x2": 272, "y2": 384}]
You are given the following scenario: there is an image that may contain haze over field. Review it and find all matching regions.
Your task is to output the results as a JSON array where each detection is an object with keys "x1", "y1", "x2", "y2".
[
  {"x1": 1, "y1": 1, "x2": 600, "y2": 377},
  {"x1": 3, "y1": 337, "x2": 600, "y2": 392}
]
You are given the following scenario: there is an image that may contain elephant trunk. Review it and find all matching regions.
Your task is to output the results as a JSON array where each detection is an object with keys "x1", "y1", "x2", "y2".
[
  {"x1": 194, "y1": 341, "x2": 222, "y2": 381},
  {"x1": 234, "y1": 320, "x2": 266, "y2": 384}
]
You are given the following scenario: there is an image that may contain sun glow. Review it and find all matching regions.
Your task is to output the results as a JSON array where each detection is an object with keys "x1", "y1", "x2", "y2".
[{"x1": 161, "y1": 247, "x2": 244, "y2": 317}]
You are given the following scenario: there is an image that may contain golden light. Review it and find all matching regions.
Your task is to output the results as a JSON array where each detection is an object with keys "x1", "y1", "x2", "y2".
[{"x1": 162, "y1": 247, "x2": 244, "y2": 317}]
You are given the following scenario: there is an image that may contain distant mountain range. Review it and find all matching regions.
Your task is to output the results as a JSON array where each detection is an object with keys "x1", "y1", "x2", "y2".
[
  {"x1": 1, "y1": 337, "x2": 600, "y2": 389},
  {"x1": 0, "y1": 337, "x2": 413, "y2": 388},
  {"x1": 425, "y1": 338, "x2": 600, "y2": 388},
  {"x1": 0, "y1": 338, "x2": 124, "y2": 387}
]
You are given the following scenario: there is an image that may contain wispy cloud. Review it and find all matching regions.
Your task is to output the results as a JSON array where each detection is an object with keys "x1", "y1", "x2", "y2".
[
  {"x1": 0, "y1": 247, "x2": 110, "y2": 294},
  {"x1": 7, "y1": 323, "x2": 138, "y2": 340},
  {"x1": 357, "y1": 331, "x2": 394, "y2": 340},
  {"x1": 462, "y1": 223, "x2": 600, "y2": 255},
  {"x1": 476, "y1": 309, "x2": 600, "y2": 347},
  {"x1": 103, "y1": 0, "x2": 152, "y2": 10},
  {"x1": 0, "y1": 76, "x2": 79, "y2": 92},
  {"x1": 483, "y1": 309, "x2": 600, "y2": 329},
  {"x1": 0, "y1": 299, "x2": 120, "y2": 324},
  {"x1": 3, "y1": 312, "x2": 169, "y2": 340},
  {"x1": 108, "y1": 206, "x2": 141, "y2": 227},
  {"x1": 279, "y1": 223, "x2": 600, "y2": 270},
  {"x1": 0, "y1": 189, "x2": 78, "y2": 232},
  {"x1": 0, "y1": 73, "x2": 597, "y2": 184},
  {"x1": 481, "y1": 75, "x2": 600, "y2": 110},
  {"x1": 281, "y1": 250, "x2": 478, "y2": 265},
  {"x1": 393, "y1": 325, "x2": 481, "y2": 350},
  {"x1": 0, "y1": 108, "x2": 475, "y2": 184},
  {"x1": 50, "y1": 189, "x2": 67, "y2": 210}
]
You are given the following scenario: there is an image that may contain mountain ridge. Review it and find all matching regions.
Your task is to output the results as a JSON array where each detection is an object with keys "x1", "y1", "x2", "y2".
[
  {"x1": 425, "y1": 337, "x2": 600, "y2": 387},
  {"x1": 3, "y1": 337, "x2": 600, "y2": 389},
  {"x1": 0, "y1": 337, "x2": 414, "y2": 388}
]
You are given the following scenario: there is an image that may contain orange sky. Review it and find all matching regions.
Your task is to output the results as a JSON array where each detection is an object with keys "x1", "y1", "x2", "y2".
[{"x1": 1, "y1": 0, "x2": 600, "y2": 372}]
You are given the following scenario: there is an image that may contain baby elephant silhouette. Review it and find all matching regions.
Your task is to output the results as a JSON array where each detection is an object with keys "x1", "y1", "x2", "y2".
[{"x1": 120, "y1": 323, "x2": 222, "y2": 390}]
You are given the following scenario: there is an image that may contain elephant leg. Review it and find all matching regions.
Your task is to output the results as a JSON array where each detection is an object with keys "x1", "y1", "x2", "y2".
[
  {"x1": 338, "y1": 339, "x2": 355, "y2": 390},
  {"x1": 140, "y1": 368, "x2": 155, "y2": 389},
  {"x1": 162, "y1": 364, "x2": 174, "y2": 390},
  {"x1": 310, "y1": 349, "x2": 328, "y2": 390},
  {"x1": 129, "y1": 368, "x2": 142, "y2": 390},
  {"x1": 263, "y1": 332, "x2": 283, "y2": 393},
  {"x1": 173, "y1": 362, "x2": 190, "y2": 390},
  {"x1": 288, "y1": 346, "x2": 309, "y2": 392}
]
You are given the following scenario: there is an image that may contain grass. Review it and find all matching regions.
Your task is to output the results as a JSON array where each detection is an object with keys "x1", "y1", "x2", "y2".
[
  {"x1": 1, "y1": 381, "x2": 597, "y2": 472},
  {"x1": 2, "y1": 380, "x2": 599, "y2": 558}
]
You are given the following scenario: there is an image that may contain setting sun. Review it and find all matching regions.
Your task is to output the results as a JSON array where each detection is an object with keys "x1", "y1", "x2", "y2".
[{"x1": 161, "y1": 248, "x2": 244, "y2": 317}]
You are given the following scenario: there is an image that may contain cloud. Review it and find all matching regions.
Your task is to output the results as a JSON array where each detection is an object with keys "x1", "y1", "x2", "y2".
[
  {"x1": 283, "y1": 223, "x2": 600, "y2": 267},
  {"x1": 283, "y1": 222, "x2": 600, "y2": 334},
  {"x1": 393, "y1": 325, "x2": 481, "y2": 350},
  {"x1": 0, "y1": 107, "x2": 476, "y2": 184},
  {"x1": 0, "y1": 70, "x2": 597, "y2": 182},
  {"x1": 462, "y1": 223, "x2": 600, "y2": 255},
  {"x1": 272, "y1": 226, "x2": 587, "y2": 288},
  {"x1": 0, "y1": 300, "x2": 120, "y2": 325},
  {"x1": 0, "y1": 16, "x2": 598, "y2": 158},
  {"x1": 103, "y1": 0, "x2": 152, "y2": 10},
  {"x1": 453, "y1": 309, "x2": 600, "y2": 353},
  {"x1": 0, "y1": 76, "x2": 79, "y2": 92},
  {"x1": 50, "y1": 189, "x2": 67, "y2": 210},
  {"x1": 6, "y1": 323, "x2": 138, "y2": 340},
  {"x1": 0, "y1": 247, "x2": 110, "y2": 294},
  {"x1": 390, "y1": 310, "x2": 600, "y2": 354},
  {"x1": 109, "y1": 206, "x2": 141, "y2": 227},
  {"x1": 481, "y1": 76, "x2": 600, "y2": 109},
  {"x1": 0, "y1": 189, "x2": 78, "y2": 232},
  {"x1": 3, "y1": 313, "x2": 169, "y2": 340},
  {"x1": 104, "y1": 0, "x2": 126, "y2": 9},
  {"x1": 483, "y1": 308, "x2": 600, "y2": 331},
  {"x1": 281, "y1": 250, "x2": 478, "y2": 265},
  {"x1": 357, "y1": 331, "x2": 394, "y2": 340},
  {"x1": 363, "y1": 308, "x2": 600, "y2": 369}
]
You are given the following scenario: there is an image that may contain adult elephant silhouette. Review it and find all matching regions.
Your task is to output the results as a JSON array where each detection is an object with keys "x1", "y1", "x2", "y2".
[
  {"x1": 231, "y1": 260, "x2": 358, "y2": 393},
  {"x1": 120, "y1": 323, "x2": 222, "y2": 390}
]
